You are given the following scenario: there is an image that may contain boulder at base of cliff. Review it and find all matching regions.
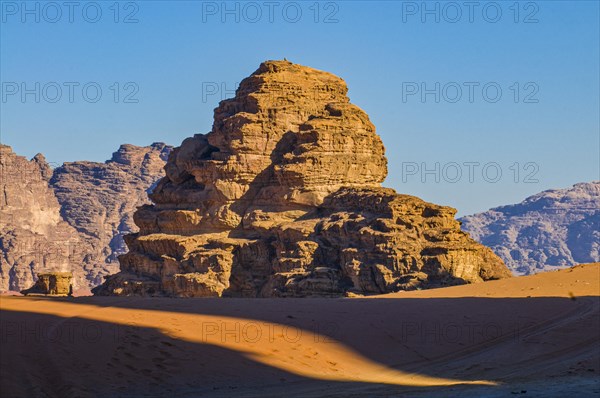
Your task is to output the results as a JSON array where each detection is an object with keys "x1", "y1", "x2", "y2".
[{"x1": 21, "y1": 272, "x2": 73, "y2": 296}]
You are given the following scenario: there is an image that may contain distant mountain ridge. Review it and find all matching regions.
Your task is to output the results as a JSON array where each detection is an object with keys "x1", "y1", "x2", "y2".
[
  {"x1": 0, "y1": 143, "x2": 171, "y2": 293},
  {"x1": 460, "y1": 182, "x2": 600, "y2": 275}
]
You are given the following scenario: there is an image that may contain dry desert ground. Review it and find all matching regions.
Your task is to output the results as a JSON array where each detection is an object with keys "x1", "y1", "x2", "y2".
[{"x1": 1, "y1": 263, "x2": 599, "y2": 397}]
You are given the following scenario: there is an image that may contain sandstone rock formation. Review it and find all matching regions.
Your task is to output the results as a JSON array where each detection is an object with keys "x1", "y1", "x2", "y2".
[
  {"x1": 460, "y1": 182, "x2": 600, "y2": 275},
  {"x1": 21, "y1": 272, "x2": 73, "y2": 296},
  {"x1": 95, "y1": 60, "x2": 510, "y2": 298},
  {"x1": 0, "y1": 143, "x2": 171, "y2": 293}
]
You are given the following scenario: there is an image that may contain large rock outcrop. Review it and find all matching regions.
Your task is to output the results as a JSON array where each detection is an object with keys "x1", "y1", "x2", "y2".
[
  {"x1": 460, "y1": 182, "x2": 600, "y2": 275},
  {"x1": 95, "y1": 60, "x2": 510, "y2": 297},
  {"x1": 0, "y1": 143, "x2": 171, "y2": 293}
]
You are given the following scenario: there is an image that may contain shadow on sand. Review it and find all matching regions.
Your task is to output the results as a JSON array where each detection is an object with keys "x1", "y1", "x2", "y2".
[{"x1": 1, "y1": 295, "x2": 598, "y2": 397}]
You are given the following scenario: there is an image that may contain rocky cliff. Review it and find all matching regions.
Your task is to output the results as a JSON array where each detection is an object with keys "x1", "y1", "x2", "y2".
[
  {"x1": 95, "y1": 60, "x2": 510, "y2": 297},
  {"x1": 0, "y1": 143, "x2": 171, "y2": 293},
  {"x1": 0, "y1": 146, "x2": 86, "y2": 291},
  {"x1": 51, "y1": 143, "x2": 172, "y2": 288},
  {"x1": 460, "y1": 182, "x2": 600, "y2": 275}
]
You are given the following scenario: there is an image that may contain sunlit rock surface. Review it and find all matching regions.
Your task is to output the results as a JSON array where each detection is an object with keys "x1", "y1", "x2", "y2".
[
  {"x1": 21, "y1": 272, "x2": 73, "y2": 296},
  {"x1": 93, "y1": 60, "x2": 511, "y2": 297}
]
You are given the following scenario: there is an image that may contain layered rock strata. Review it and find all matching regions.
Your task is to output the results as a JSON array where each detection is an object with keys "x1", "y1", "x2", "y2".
[{"x1": 95, "y1": 60, "x2": 511, "y2": 297}]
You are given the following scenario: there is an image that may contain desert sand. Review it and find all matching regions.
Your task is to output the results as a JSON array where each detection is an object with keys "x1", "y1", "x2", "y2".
[{"x1": 1, "y1": 263, "x2": 598, "y2": 397}]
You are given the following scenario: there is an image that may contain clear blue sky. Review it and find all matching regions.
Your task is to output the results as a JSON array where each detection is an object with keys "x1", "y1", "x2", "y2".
[{"x1": 1, "y1": 1, "x2": 598, "y2": 215}]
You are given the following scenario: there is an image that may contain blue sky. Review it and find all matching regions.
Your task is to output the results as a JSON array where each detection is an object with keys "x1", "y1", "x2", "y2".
[{"x1": 1, "y1": 0, "x2": 598, "y2": 215}]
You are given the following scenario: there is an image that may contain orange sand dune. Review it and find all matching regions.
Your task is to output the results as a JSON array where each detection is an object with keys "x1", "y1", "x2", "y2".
[{"x1": 1, "y1": 264, "x2": 599, "y2": 397}]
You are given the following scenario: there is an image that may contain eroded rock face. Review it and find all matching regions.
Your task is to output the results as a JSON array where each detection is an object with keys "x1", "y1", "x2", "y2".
[
  {"x1": 51, "y1": 143, "x2": 172, "y2": 287},
  {"x1": 460, "y1": 182, "x2": 600, "y2": 275},
  {"x1": 95, "y1": 60, "x2": 510, "y2": 297},
  {"x1": 0, "y1": 143, "x2": 171, "y2": 293},
  {"x1": 0, "y1": 146, "x2": 86, "y2": 292}
]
